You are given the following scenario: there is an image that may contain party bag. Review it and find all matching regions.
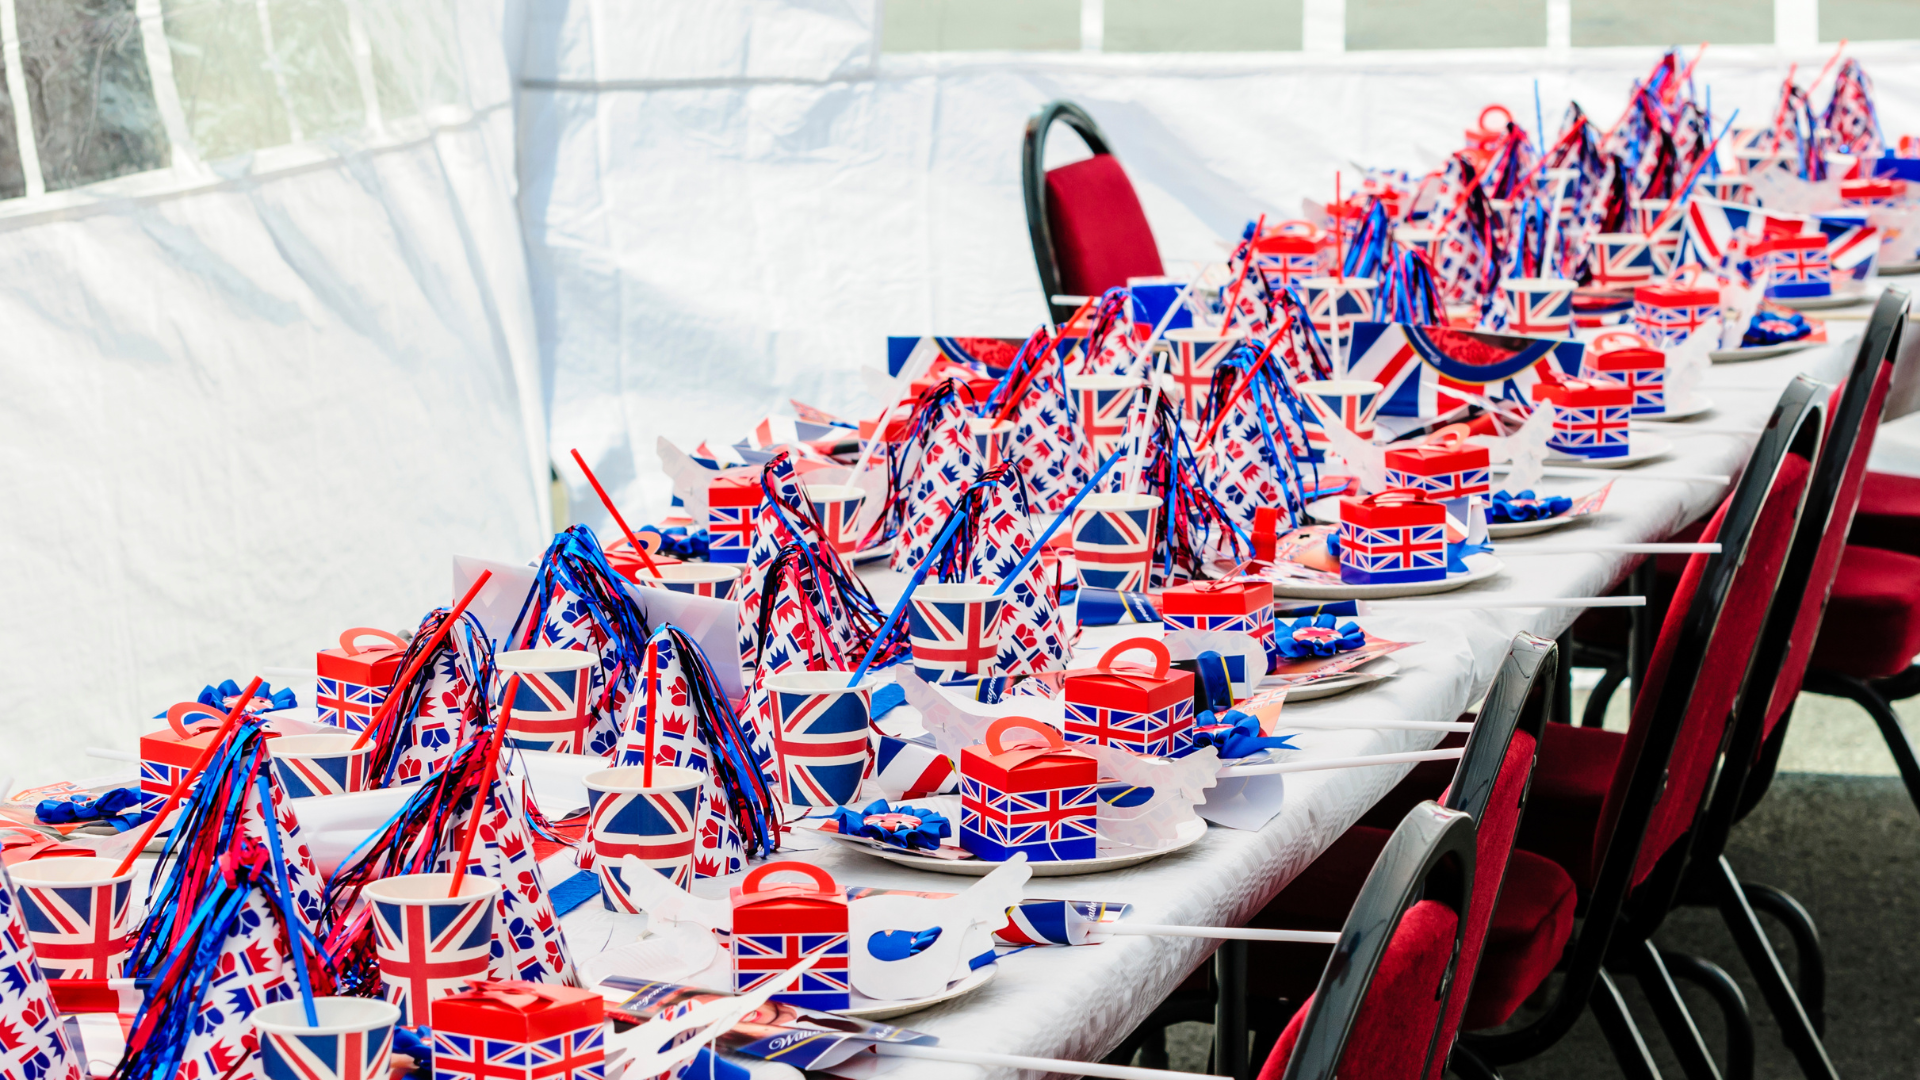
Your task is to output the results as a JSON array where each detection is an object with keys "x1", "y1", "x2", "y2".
[{"x1": 508, "y1": 526, "x2": 653, "y2": 758}]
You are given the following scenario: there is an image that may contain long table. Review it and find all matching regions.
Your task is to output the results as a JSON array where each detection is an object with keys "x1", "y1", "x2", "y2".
[{"x1": 561, "y1": 330, "x2": 1860, "y2": 1080}]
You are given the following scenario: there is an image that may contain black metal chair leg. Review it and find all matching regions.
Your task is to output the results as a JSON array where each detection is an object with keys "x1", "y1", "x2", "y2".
[
  {"x1": 1590, "y1": 967, "x2": 1666, "y2": 1080},
  {"x1": 1554, "y1": 630, "x2": 1575, "y2": 727},
  {"x1": 1743, "y1": 882, "x2": 1826, "y2": 1035},
  {"x1": 1806, "y1": 668, "x2": 1920, "y2": 817},
  {"x1": 1627, "y1": 944, "x2": 1723, "y2": 1080},
  {"x1": 1447, "y1": 1042, "x2": 1503, "y2": 1080},
  {"x1": 1216, "y1": 941, "x2": 1249, "y2": 1079},
  {"x1": 1584, "y1": 665, "x2": 1628, "y2": 728},
  {"x1": 1710, "y1": 856, "x2": 1840, "y2": 1080},
  {"x1": 1659, "y1": 950, "x2": 1756, "y2": 1080}
]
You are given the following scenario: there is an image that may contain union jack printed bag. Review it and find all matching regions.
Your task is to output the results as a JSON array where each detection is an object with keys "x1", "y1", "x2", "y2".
[
  {"x1": 0, "y1": 860, "x2": 84, "y2": 1080},
  {"x1": 368, "y1": 608, "x2": 496, "y2": 787},
  {"x1": 614, "y1": 627, "x2": 780, "y2": 879},
  {"x1": 508, "y1": 527, "x2": 653, "y2": 759}
]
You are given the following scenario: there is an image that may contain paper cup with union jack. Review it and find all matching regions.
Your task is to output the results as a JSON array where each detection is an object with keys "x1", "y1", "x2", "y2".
[
  {"x1": 907, "y1": 582, "x2": 1005, "y2": 683},
  {"x1": 804, "y1": 483, "x2": 868, "y2": 557},
  {"x1": 584, "y1": 765, "x2": 703, "y2": 908},
  {"x1": 765, "y1": 670, "x2": 876, "y2": 809},
  {"x1": 253, "y1": 996, "x2": 398, "y2": 1080},
  {"x1": 1064, "y1": 374, "x2": 1142, "y2": 460},
  {"x1": 1298, "y1": 276, "x2": 1378, "y2": 352},
  {"x1": 268, "y1": 734, "x2": 374, "y2": 799},
  {"x1": 1073, "y1": 493, "x2": 1161, "y2": 593},
  {"x1": 1162, "y1": 327, "x2": 1248, "y2": 421},
  {"x1": 1297, "y1": 379, "x2": 1383, "y2": 460},
  {"x1": 629, "y1": 561, "x2": 741, "y2": 601},
  {"x1": 1590, "y1": 233, "x2": 1656, "y2": 288},
  {"x1": 363, "y1": 873, "x2": 500, "y2": 1026},
  {"x1": 1497, "y1": 277, "x2": 1576, "y2": 336},
  {"x1": 496, "y1": 649, "x2": 599, "y2": 755},
  {"x1": 11, "y1": 857, "x2": 135, "y2": 979},
  {"x1": 1631, "y1": 199, "x2": 1683, "y2": 273}
]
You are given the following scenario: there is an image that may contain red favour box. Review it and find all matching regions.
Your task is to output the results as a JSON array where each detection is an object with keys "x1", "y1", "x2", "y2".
[
  {"x1": 1585, "y1": 347, "x2": 1667, "y2": 416},
  {"x1": 959, "y1": 717, "x2": 1099, "y2": 861},
  {"x1": 729, "y1": 863, "x2": 850, "y2": 1011},
  {"x1": 1159, "y1": 580, "x2": 1277, "y2": 671},
  {"x1": 706, "y1": 473, "x2": 765, "y2": 565},
  {"x1": 431, "y1": 980, "x2": 606, "y2": 1080},
  {"x1": 1063, "y1": 639, "x2": 1197, "y2": 757},
  {"x1": 1530, "y1": 376, "x2": 1632, "y2": 410},
  {"x1": 139, "y1": 702, "x2": 235, "y2": 810},
  {"x1": 1382, "y1": 430, "x2": 1490, "y2": 503},
  {"x1": 1337, "y1": 489, "x2": 1448, "y2": 585},
  {"x1": 315, "y1": 627, "x2": 407, "y2": 732}
]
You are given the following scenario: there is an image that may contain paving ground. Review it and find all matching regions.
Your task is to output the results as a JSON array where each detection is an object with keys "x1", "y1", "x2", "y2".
[{"x1": 1143, "y1": 681, "x2": 1920, "y2": 1076}]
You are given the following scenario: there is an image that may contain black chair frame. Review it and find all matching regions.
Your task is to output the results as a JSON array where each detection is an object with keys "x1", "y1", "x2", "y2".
[{"x1": 1023, "y1": 100, "x2": 1116, "y2": 328}]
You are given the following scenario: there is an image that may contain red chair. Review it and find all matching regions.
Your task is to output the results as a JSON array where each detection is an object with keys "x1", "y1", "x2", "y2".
[
  {"x1": 1258, "y1": 802, "x2": 1477, "y2": 1080},
  {"x1": 1023, "y1": 101, "x2": 1164, "y2": 326},
  {"x1": 1246, "y1": 634, "x2": 1576, "y2": 1067},
  {"x1": 1462, "y1": 375, "x2": 1825, "y2": 1080}
]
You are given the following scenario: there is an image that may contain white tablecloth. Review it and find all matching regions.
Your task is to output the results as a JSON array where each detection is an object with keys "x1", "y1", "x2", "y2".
[{"x1": 560, "y1": 329, "x2": 1861, "y2": 1080}]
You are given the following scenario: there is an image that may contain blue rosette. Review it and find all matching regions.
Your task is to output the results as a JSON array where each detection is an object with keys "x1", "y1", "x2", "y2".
[
  {"x1": 1274, "y1": 614, "x2": 1366, "y2": 659},
  {"x1": 830, "y1": 799, "x2": 952, "y2": 851},
  {"x1": 1744, "y1": 309, "x2": 1813, "y2": 347},
  {"x1": 1189, "y1": 709, "x2": 1299, "y2": 760},
  {"x1": 1488, "y1": 489, "x2": 1573, "y2": 523}
]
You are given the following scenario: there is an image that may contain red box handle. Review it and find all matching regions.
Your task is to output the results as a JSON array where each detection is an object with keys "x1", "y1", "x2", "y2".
[
  {"x1": 984, "y1": 716, "x2": 1065, "y2": 756},
  {"x1": 1096, "y1": 637, "x2": 1170, "y2": 678},
  {"x1": 338, "y1": 627, "x2": 408, "y2": 656},
  {"x1": 739, "y1": 861, "x2": 838, "y2": 897},
  {"x1": 165, "y1": 701, "x2": 228, "y2": 739}
]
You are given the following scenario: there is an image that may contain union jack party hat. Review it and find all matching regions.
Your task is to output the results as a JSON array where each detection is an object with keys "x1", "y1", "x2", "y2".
[
  {"x1": 615, "y1": 626, "x2": 780, "y2": 877},
  {"x1": 1006, "y1": 346, "x2": 1093, "y2": 514},
  {"x1": 366, "y1": 608, "x2": 496, "y2": 787},
  {"x1": 0, "y1": 860, "x2": 84, "y2": 1080},
  {"x1": 119, "y1": 720, "x2": 331, "y2": 1080},
  {"x1": 446, "y1": 771, "x2": 577, "y2": 985},
  {"x1": 929, "y1": 466, "x2": 1069, "y2": 677},
  {"x1": 1133, "y1": 391, "x2": 1250, "y2": 579},
  {"x1": 889, "y1": 392, "x2": 983, "y2": 573},
  {"x1": 508, "y1": 526, "x2": 653, "y2": 758}
]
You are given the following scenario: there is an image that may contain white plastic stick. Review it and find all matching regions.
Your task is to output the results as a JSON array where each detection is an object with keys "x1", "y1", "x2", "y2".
[
  {"x1": 85, "y1": 747, "x2": 138, "y2": 762},
  {"x1": 1143, "y1": 280, "x2": 1199, "y2": 347},
  {"x1": 1629, "y1": 421, "x2": 1763, "y2": 435},
  {"x1": 1096, "y1": 923, "x2": 1343, "y2": 944},
  {"x1": 1366, "y1": 595, "x2": 1646, "y2": 610},
  {"x1": 1492, "y1": 464, "x2": 1732, "y2": 484},
  {"x1": 1128, "y1": 351, "x2": 1170, "y2": 496},
  {"x1": 875, "y1": 1042, "x2": 1225, "y2": 1080},
  {"x1": 1499, "y1": 542, "x2": 1721, "y2": 555},
  {"x1": 1052, "y1": 294, "x2": 1093, "y2": 305},
  {"x1": 1540, "y1": 168, "x2": 1575, "y2": 276},
  {"x1": 1219, "y1": 747, "x2": 1465, "y2": 778},
  {"x1": 1281, "y1": 719, "x2": 1477, "y2": 733}
]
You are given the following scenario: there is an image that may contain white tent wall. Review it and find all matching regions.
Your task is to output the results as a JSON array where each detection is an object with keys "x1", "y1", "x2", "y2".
[
  {"x1": 521, "y1": 5, "x2": 1920, "y2": 529},
  {"x1": 1, "y1": 0, "x2": 548, "y2": 787}
]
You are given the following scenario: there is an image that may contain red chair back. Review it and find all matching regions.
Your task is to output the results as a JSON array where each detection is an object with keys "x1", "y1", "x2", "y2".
[
  {"x1": 1262, "y1": 804, "x2": 1476, "y2": 1080},
  {"x1": 1022, "y1": 101, "x2": 1163, "y2": 324}
]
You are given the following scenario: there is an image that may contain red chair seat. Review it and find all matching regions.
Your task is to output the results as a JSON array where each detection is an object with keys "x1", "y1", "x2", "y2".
[
  {"x1": 1849, "y1": 471, "x2": 1920, "y2": 557},
  {"x1": 1044, "y1": 154, "x2": 1163, "y2": 298},
  {"x1": 1515, "y1": 723, "x2": 1626, "y2": 892},
  {"x1": 1460, "y1": 850, "x2": 1576, "y2": 1030},
  {"x1": 1808, "y1": 544, "x2": 1920, "y2": 680}
]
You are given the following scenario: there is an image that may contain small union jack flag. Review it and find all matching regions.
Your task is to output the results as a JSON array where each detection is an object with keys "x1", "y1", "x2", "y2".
[
  {"x1": 15, "y1": 875, "x2": 132, "y2": 979},
  {"x1": 1062, "y1": 698, "x2": 1196, "y2": 757},
  {"x1": 1337, "y1": 520, "x2": 1448, "y2": 585},
  {"x1": 732, "y1": 932, "x2": 849, "y2": 1010},
  {"x1": 316, "y1": 676, "x2": 385, "y2": 732},
  {"x1": 959, "y1": 776, "x2": 1098, "y2": 861}
]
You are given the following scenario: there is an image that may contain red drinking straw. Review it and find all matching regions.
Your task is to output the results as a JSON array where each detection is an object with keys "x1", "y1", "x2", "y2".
[
  {"x1": 570, "y1": 449, "x2": 663, "y2": 578},
  {"x1": 447, "y1": 673, "x2": 518, "y2": 897},
  {"x1": 643, "y1": 641, "x2": 659, "y2": 788},
  {"x1": 113, "y1": 678, "x2": 262, "y2": 878},
  {"x1": 351, "y1": 570, "x2": 494, "y2": 750}
]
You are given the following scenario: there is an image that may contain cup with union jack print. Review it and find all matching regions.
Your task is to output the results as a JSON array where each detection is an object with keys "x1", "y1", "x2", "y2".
[
  {"x1": 906, "y1": 582, "x2": 1005, "y2": 683},
  {"x1": 1298, "y1": 276, "x2": 1378, "y2": 353},
  {"x1": 11, "y1": 856, "x2": 136, "y2": 979},
  {"x1": 1296, "y1": 379, "x2": 1382, "y2": 461},
  {"x1": 1589, "y1": 233, "x2": 1657, "y2": 289},
  {"x1": 803, "y1": 483, "x2": 867, "y2": 556},
  {"x1": 267, "y1": 733, "x2": 374, "y2": 799},
  {"x1": 1631, "y1": 199, "x2": 1684, "y2": 273},
  {"x1": 583, "y1": 765, "x2": 703, "y2": 910},
  {"x1": 627, "y1": 561, "x2": 741, "y2": 600},
  {"x1": 362, "y1": 873, "x2": 500, "y2": 1026},
  {"x1": 1497, "y1": 277, "x2": 1576, "y2": 337},
  {"x1": 495, "y1": 649, "x2": 599, "y2": 755},
  {"x1": 1073, "y1": 493, "x2": 1161, "y2": 593},
  {"x1": 1063, "y1": 373, "x2": 1142, "y2": 460},
  {"x1": 252, "y1": 996, "x2": 399, "y2": 1080},
  {"x1": 764, "y1": 670, "x2": 876, "y2": 810}
]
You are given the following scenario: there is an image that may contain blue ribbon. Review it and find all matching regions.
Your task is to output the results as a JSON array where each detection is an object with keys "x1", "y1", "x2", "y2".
[
  {"x1": 1274, "y1": 614, "x2": 1366, "y2": 659},
  {"x1": 1193, "y1": 650, "x2": 1235, "y2": 712},
  {"x1": 830, "y1": 799, "x2": 952, "y2": 851},
  {"x1": 36, "y1": 787, "x2": 146, "y2": 830},
  {"x1": 1189, "y1": 710, "x2": 1299, "y2": 759},
  {"x1": 1488, "y1": 489, "x2": 1573, "y2": 523},
  {"x1": 151, "y1": 679, "x2": 297, "y2": 718},
  {"x1": 1745, "y1": 309, "x2": 1813, "y2": 346}
]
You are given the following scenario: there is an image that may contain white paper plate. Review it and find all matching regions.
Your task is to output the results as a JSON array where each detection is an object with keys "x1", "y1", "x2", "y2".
[
  {"x1": 1879, "y1": 260, "x2": 1920, "y2": 276},
  {"x1": 1486, "y1": 514, "x2": 1578, "y2": 539},
  {"x1": 1711, "y1": 340, "x2": 1816, "y2": 363},
  {"x1": 842, "y1": 964, "x2": 998, "y2": 1020},
  {"x1": 1547, "y1": 433, "x2": 1672, "y2": 468},
  {"x1": 833, "y1": 816, "x2": 1208, "y2": 877},
  {"x1": 1268, "y1": 552, "x2": 1504, "y2": 600},
  {"x1": 1647, "y1": 394, "x2": 1714, "y2": 421},
  {"x1": 1776, "y1": 293, "x2": 1869, "y2": 311},
  {"x1": 1272, "y1": 657, "x2": 1401, "y2": 701}
]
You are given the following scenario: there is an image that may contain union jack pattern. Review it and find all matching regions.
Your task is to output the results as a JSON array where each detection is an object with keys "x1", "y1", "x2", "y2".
[
  {"x1": 732, "y1": 931, "x2": 849, "y2": 1010},
  {"x1": 316, "y1": 675, "x2": 386, "y2": 732},
  {"x1": 960, "y1": 476, "x2": 1069, "y2": 676},
  {"x1": 1382, "y1": 464, "x2": 1491, "y2": 503},
  {"x1": 1162, "y1": 610, "x2": 1277, "y2": 665},
  {"x1": 386, "y1": 611, "x2": 493, "y2": 785},
  {"x1": 1632, "y1": 298, "x2": 1716, "y2": 347},
  {"x1": 438, "y1": 774, "x2": 577, "y2": 987},
  {"x1": 736, "y1": 452, "x2": 860, "y2": 676},
  {"x1": 1252, "y1": 239, "x2": 1320, "y2": 293},
  {"x1": 1502, "y1": 282, "x2": 1573, "y2": 335},
  {"x1": 140, "y1": 753, "x2": 192, "y2": 812},
  {"x1": 1548, "y1": 403, "x2": 1633, "y2": 458},
  {"x1": 1072, "y1": 501, "x2": 1158, "y2": 592},
  {"x1": 1008, "y1": 356, "x2": 1093, "y2": 513},
  {"x1": 270, "y1": 743, "x2": 370, "y2": 799},
  {"x1": 372, "y1": 882, "x2": 495, "y2": 1026},
  {"x1": 891, "y1": 401, "x2": 979, "y2": 572},
  {"x1": 1166, "y1": 335, "x2": 1238, "y2": 421},
  {"x1": 0, "y1": 861, "x2": 85, "y2": 1080},
  {"x1": 1337, "y1": 519, "x2": 1448, "y2": 584},
  {"x1": 1062, "y1": 698, "x2": 1196, "y2": 758},
  {"x1": 1069, "y1": 379, "x2": 1140, "y2": 462},
  {"x1": 1201, "y1": 387, "x2": 1296, "y2": 538},
  {"x1": 907, "y1": 593, "x2": 1005, "y2": 682},
  {"x1": 1611, "y1": 365, "x2": 1666, "y2": 415},
  {"x1": 1591, "y1": 235, "x2": 1656, "y2": 288},
  {"x1": 959, "y1": 776, "x2": 1098, "y2": 861},
  {"x1": 1765, "y1": 240, "x2": 1832, "y2": 299},
  {"x1": 770, "y1": 683, "x2": 871, "y2": 809},
  {"x1": 260, "y1": 1017, "x2": 393, "y2": 1080},
  {"x1": 15, "y1": 873, "x2": 132, "y2": 979},
  {"x1": 587, "y1": 782, "x2": 699, "y2": 907},
  {"x1": 1300, "y1": 279, "x2": 1377, "y2": 348},
  {"x1": 526, "y1": 589, "x2": 629, "y2": 760},
  {"x1": 502, "y1": 663, "x2": 596, "y2": 755},
  {"x1": 432, "y1": 1023, "x2": 605, "y2": 1080}
]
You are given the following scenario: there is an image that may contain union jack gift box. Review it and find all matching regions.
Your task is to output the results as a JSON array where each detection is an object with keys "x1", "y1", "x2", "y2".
[
  {"x1": 316, "y1": 627, "x2": 407, "y2": 731},
  {"x1": 1251, "y1": 233, "x2": 1320, "y2": 292},
  {"x1": 1759, "y1": 234, "x2": 1831, "y2": 300},
  {"x1": 1159, "y1": 580, "x2": 1276, "y2": 670},
  {"x1": 960, "y1": 717, "x2": 1099, "y2": 861},
  {"x1": 431, "y1": 980, "x2": 607, "y2": 1080},
  {"x1": 1337, "y1": 490, "x2": 1448, "y2": 585},
  {"x1": 1063, "y1": 638, "x2": 1197, "y2": 757},
  {"x1": 140, "y1": 701, "x2": 245, "y2": 810},
  {"x1": 1382, "y1": 431, "x2": 1491, "y2": 506},
  {"x1": 729, "y1": 863, "x2": 850, "y2": 1011},
  {"x1": 1531, "y1": 377, "x2": 1633, "y2": 459},
  {"x1": 1631, "y1": 283, "x2": 1719, "y2": 347},
  {"x1": 1584, "y1": 346, "x2": 1666, "y2": 415},
  {"x1": 706, "y1": 473, "x2": 764, "y2": 564}
]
